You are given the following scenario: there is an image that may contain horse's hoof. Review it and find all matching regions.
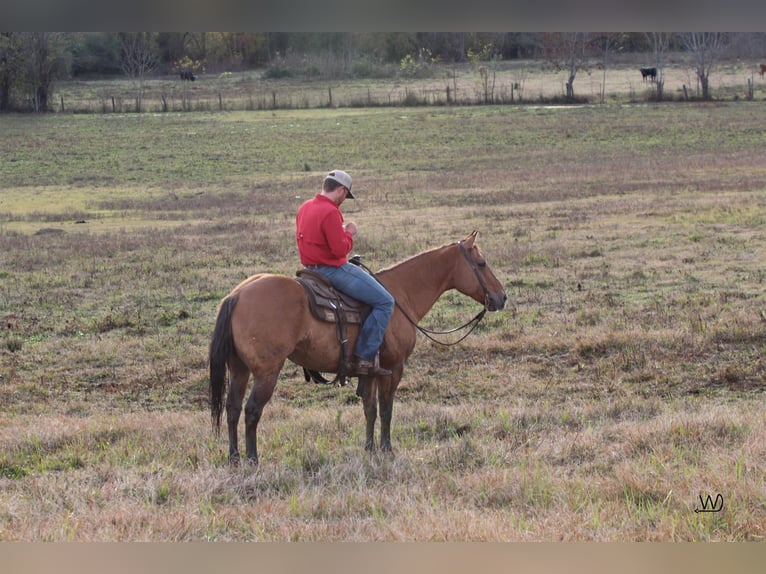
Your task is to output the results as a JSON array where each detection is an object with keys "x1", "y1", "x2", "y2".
[{"x1": 229, "y1": 453, "x2": 241, "y2": 467}]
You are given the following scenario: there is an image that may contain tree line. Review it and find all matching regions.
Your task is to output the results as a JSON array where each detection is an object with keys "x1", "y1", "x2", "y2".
[{"x1": 2, "y1": 32, "x2": 766, "y2": 112}]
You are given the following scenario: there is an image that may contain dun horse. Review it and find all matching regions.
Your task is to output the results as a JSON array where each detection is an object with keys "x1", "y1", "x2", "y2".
[{"x1": 209, "y1": 231, "x2": 507, "y2": 464}]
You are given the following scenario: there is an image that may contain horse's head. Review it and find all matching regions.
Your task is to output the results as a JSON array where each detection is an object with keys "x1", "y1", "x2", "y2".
[{"x1": 454, "y1": 231, "x2": 507, "y2": 311}]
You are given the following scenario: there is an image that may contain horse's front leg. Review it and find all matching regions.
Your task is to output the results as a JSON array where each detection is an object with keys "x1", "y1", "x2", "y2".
[
  {"x1": 377, "y1": 371, "x2": 402, "y2": 453},
  {"x1": 360, "y1": 376, "x2": 377, "y2": 451},
  {"x1": 378, "y1": 389, "x2": 394, "y2": 453}
]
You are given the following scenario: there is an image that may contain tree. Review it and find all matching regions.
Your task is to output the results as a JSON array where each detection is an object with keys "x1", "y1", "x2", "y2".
[
  {"x1": 541, "y1": 32, "x2": 592, "y2": 100},
  {"x1": 71, "y1": 32, "x2": 122, "y2": 76},
  {"x1": 382, "y1": 33, "x2": 418, "y2": 63},
  {"x1": 120, "y1": 33, "x2": 158, "y2": 112},
  {"x1": 644, "y1": 32, "x2": 672, "y2": 101},
  {"x1": 0, "y1": 33, "x2": 72, "y2": 112},
  {"x1": 24, "y1": 33, "x2": 52, "y2": 111},
  {"x1": 592, "y1": 33, "x2": 625, "y2": 104},
  {"x1": 0, "y1": 33, "x2": 20, "y2": 111},
  {"x1": 467, "y1": 42, "x2": 498, "y2": 103},
  {"x1": 678, "y1": 32, "x2": 728, "y2": 100}
]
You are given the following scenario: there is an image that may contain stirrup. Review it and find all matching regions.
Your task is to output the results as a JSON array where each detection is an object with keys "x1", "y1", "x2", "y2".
[{"x1": 349, "y1": 353, "x2": 391, "y2": 377}]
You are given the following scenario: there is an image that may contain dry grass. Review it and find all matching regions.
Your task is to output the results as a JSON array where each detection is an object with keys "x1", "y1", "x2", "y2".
[
  {"x1": 1, "y1": 100, "x2": 765, "y2": 540},
  {"x1": 1, "y1": 402, "x2": 763, "y2": 541}
]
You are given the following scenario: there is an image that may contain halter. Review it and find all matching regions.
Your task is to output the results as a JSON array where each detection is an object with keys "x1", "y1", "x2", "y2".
[{"x1": 457, "y1": 239, "x2": 492, "y2": 309}]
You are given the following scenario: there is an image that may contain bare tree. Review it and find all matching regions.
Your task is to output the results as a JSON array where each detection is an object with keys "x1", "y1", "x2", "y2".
[
  {"x1": 120, "y1": 33, "x2": 157, "y2": 112},
  {"x1": 593, "y1": 33, "x2": 624, "y2": 104},
  {"x1": 26, "y1": 33, "x2": 54, "y2": 112},
  {"x1": 541, "y1": 32, "x2": 591, "y2": 100},
  {"x1": 678, "y1": 32, "x2": 728, "y2": 100},
  {"x1": 644, "y1": 32, "x2": 672, "y2": 101}
]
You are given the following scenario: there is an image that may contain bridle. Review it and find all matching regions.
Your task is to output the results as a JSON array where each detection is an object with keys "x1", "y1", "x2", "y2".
[
  {"x1": 357, "y1": 240, "x2": 490, "y2": 347},
  {"x1": 457, "y1": 240, "x2": 492, "y2": 309}
]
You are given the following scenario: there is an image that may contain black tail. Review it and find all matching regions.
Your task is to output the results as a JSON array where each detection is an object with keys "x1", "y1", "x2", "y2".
[{"x1": 209, "y1": 294, "x2": 239, "y2": 433}]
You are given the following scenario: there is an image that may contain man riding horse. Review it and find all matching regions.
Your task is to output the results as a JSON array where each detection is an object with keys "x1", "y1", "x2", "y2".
[{"x1": 295, "y1": 169, "x2": 395, "y2": 377}]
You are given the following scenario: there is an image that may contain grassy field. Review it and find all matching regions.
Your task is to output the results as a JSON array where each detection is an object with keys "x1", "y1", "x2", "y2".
[{"x1": 1, "y1": 98, "x2": 765, "y2": 540}]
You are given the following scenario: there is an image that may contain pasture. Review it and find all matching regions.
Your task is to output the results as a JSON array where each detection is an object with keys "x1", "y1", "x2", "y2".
[{"x1": 1, "y1": 101, "x2": 765, "y2": 541}]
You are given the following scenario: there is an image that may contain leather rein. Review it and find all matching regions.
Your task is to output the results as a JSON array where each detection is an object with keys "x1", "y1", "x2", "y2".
[{"x1": 358, "y1": 240, "x2": 489, "y2": 347}]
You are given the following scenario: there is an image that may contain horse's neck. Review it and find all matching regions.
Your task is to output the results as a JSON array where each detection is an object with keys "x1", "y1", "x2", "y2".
[{"x1": 379, "y1": 244, "x2": 456, "y2": 322}]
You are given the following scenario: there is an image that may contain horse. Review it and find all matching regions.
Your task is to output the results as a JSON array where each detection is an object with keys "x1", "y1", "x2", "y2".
[
  {"x1": 760, "y1": 64, "x2": 766, "y2": 78},
  {"x1": 208, "y1": 231, "x2": 507, "y2": 465},
  {"x1": 640, "y1": 67, "x2": 657, "y2": 82}
]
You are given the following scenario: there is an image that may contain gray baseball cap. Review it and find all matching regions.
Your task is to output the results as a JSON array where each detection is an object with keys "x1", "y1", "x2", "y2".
[{"x1": 325, "y1": 169, "x2": 354, "y2": 198}]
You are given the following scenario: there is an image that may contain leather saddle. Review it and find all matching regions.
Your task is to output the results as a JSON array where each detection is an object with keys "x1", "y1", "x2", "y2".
[
  {"x1": 294, "y1": 268, "x2": 372, "y2": 390},
  {"x1": 295, "y1": 269, "x2": 371, "y2": 325}
]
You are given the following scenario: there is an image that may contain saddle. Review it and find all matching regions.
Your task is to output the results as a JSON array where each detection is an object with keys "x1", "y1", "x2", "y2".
[
  {"x1": 294, "y1": 268, "x2": 372, "y2": 390},
  {"x1": 295, "y1": 269, "x2": 370, "y2": 325}
]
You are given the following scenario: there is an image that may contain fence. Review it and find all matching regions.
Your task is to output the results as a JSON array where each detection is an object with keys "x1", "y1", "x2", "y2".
[{"x1": 44, "y1": 64, "x2": 766, "y2": 114}]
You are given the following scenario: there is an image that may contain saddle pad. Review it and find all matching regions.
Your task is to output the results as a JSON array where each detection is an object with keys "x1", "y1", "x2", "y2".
[{"x1": 295, "y1": 269, "x2": 370, "y2": 324}]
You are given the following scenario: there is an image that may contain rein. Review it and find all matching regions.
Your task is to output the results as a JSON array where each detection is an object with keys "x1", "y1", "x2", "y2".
[
  {"x1": 407, "y1": 307, "x2": 487, "y2": 347},
  {"x1": 355, "y1": 240, "x2": 489, "y2": 347}
]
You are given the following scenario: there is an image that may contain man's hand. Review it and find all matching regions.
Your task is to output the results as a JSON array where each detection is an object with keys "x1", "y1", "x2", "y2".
[{"x1": 343, "y1": 221, "x2": 358, "y2": 236}]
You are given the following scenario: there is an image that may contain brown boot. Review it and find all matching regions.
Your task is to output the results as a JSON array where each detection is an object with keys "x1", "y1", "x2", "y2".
[{"x1": 350, "y1": 353, "x2": 391, "y2": 377}]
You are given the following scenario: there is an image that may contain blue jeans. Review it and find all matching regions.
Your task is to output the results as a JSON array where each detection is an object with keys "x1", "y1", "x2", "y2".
[{"x1": 312, "y1": 262, "x2": 395, "y2": 360}]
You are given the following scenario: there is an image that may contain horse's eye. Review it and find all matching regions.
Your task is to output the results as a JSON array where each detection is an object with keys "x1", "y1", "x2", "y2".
[{"x1": 477, "y1": 261, "x2": 486, "y2": 269}]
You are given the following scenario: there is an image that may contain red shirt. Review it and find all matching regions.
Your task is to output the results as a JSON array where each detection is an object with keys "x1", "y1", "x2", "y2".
[{"x1": 296, "y1": 194, "x2": 353, "y2": 266}]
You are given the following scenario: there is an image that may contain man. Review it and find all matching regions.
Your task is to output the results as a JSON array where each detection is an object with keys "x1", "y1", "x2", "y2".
[{"x1": 296, "y1": 169, "x2": 394, "y2": 377}]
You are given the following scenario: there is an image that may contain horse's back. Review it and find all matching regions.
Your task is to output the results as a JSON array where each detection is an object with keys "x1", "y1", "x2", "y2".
[{"x1": 229, "y1": 272, "x2": 269, "y2": 296}]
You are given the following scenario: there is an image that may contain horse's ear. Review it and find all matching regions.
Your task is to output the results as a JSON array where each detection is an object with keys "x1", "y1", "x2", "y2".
[{"x1": 462, "y1": 230, "x2": 478, "y2": 247}]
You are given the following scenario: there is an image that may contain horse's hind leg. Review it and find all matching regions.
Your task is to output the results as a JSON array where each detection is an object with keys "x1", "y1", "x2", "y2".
[
  {"x1": 226, "y1": 355, "x2": 250, "y2": 465},
  {"x1": 244, "y1": 364, "x2": 284, "y2": 465}
]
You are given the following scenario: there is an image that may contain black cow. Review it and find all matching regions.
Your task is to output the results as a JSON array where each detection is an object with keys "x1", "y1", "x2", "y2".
[
  {"x1": 640, "y1": 67, "x2": 657, "y2": 82},
  {"x1": 179, "y1": 70, "x2": 196, "y2": 81}
]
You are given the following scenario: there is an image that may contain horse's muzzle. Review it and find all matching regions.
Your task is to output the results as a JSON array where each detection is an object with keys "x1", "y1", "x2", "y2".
[{"x1": 487, "y1": 292, "x2": 507, "y2": 311}]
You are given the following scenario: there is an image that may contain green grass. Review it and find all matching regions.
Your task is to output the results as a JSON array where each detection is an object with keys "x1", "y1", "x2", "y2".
[{"x1": 1, "y1": 100, "x2": 765, "y2": 541}]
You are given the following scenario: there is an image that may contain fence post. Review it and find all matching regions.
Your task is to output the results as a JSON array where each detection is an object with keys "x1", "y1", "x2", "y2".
[
  {"x1": 219, "y1": 93, "x2": 223, "y2": 111},
  {"x1": 328, "y1": 86, "x2": 332, "y2": 107}
]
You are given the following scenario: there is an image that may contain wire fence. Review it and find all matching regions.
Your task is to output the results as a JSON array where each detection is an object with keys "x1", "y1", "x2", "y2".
[
  {"x1": 56, "y1": 79, "x2": 530, "y2": 114},
  {"x1": 47, "y1": 62, "x2": 766, "y2": 114}
]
